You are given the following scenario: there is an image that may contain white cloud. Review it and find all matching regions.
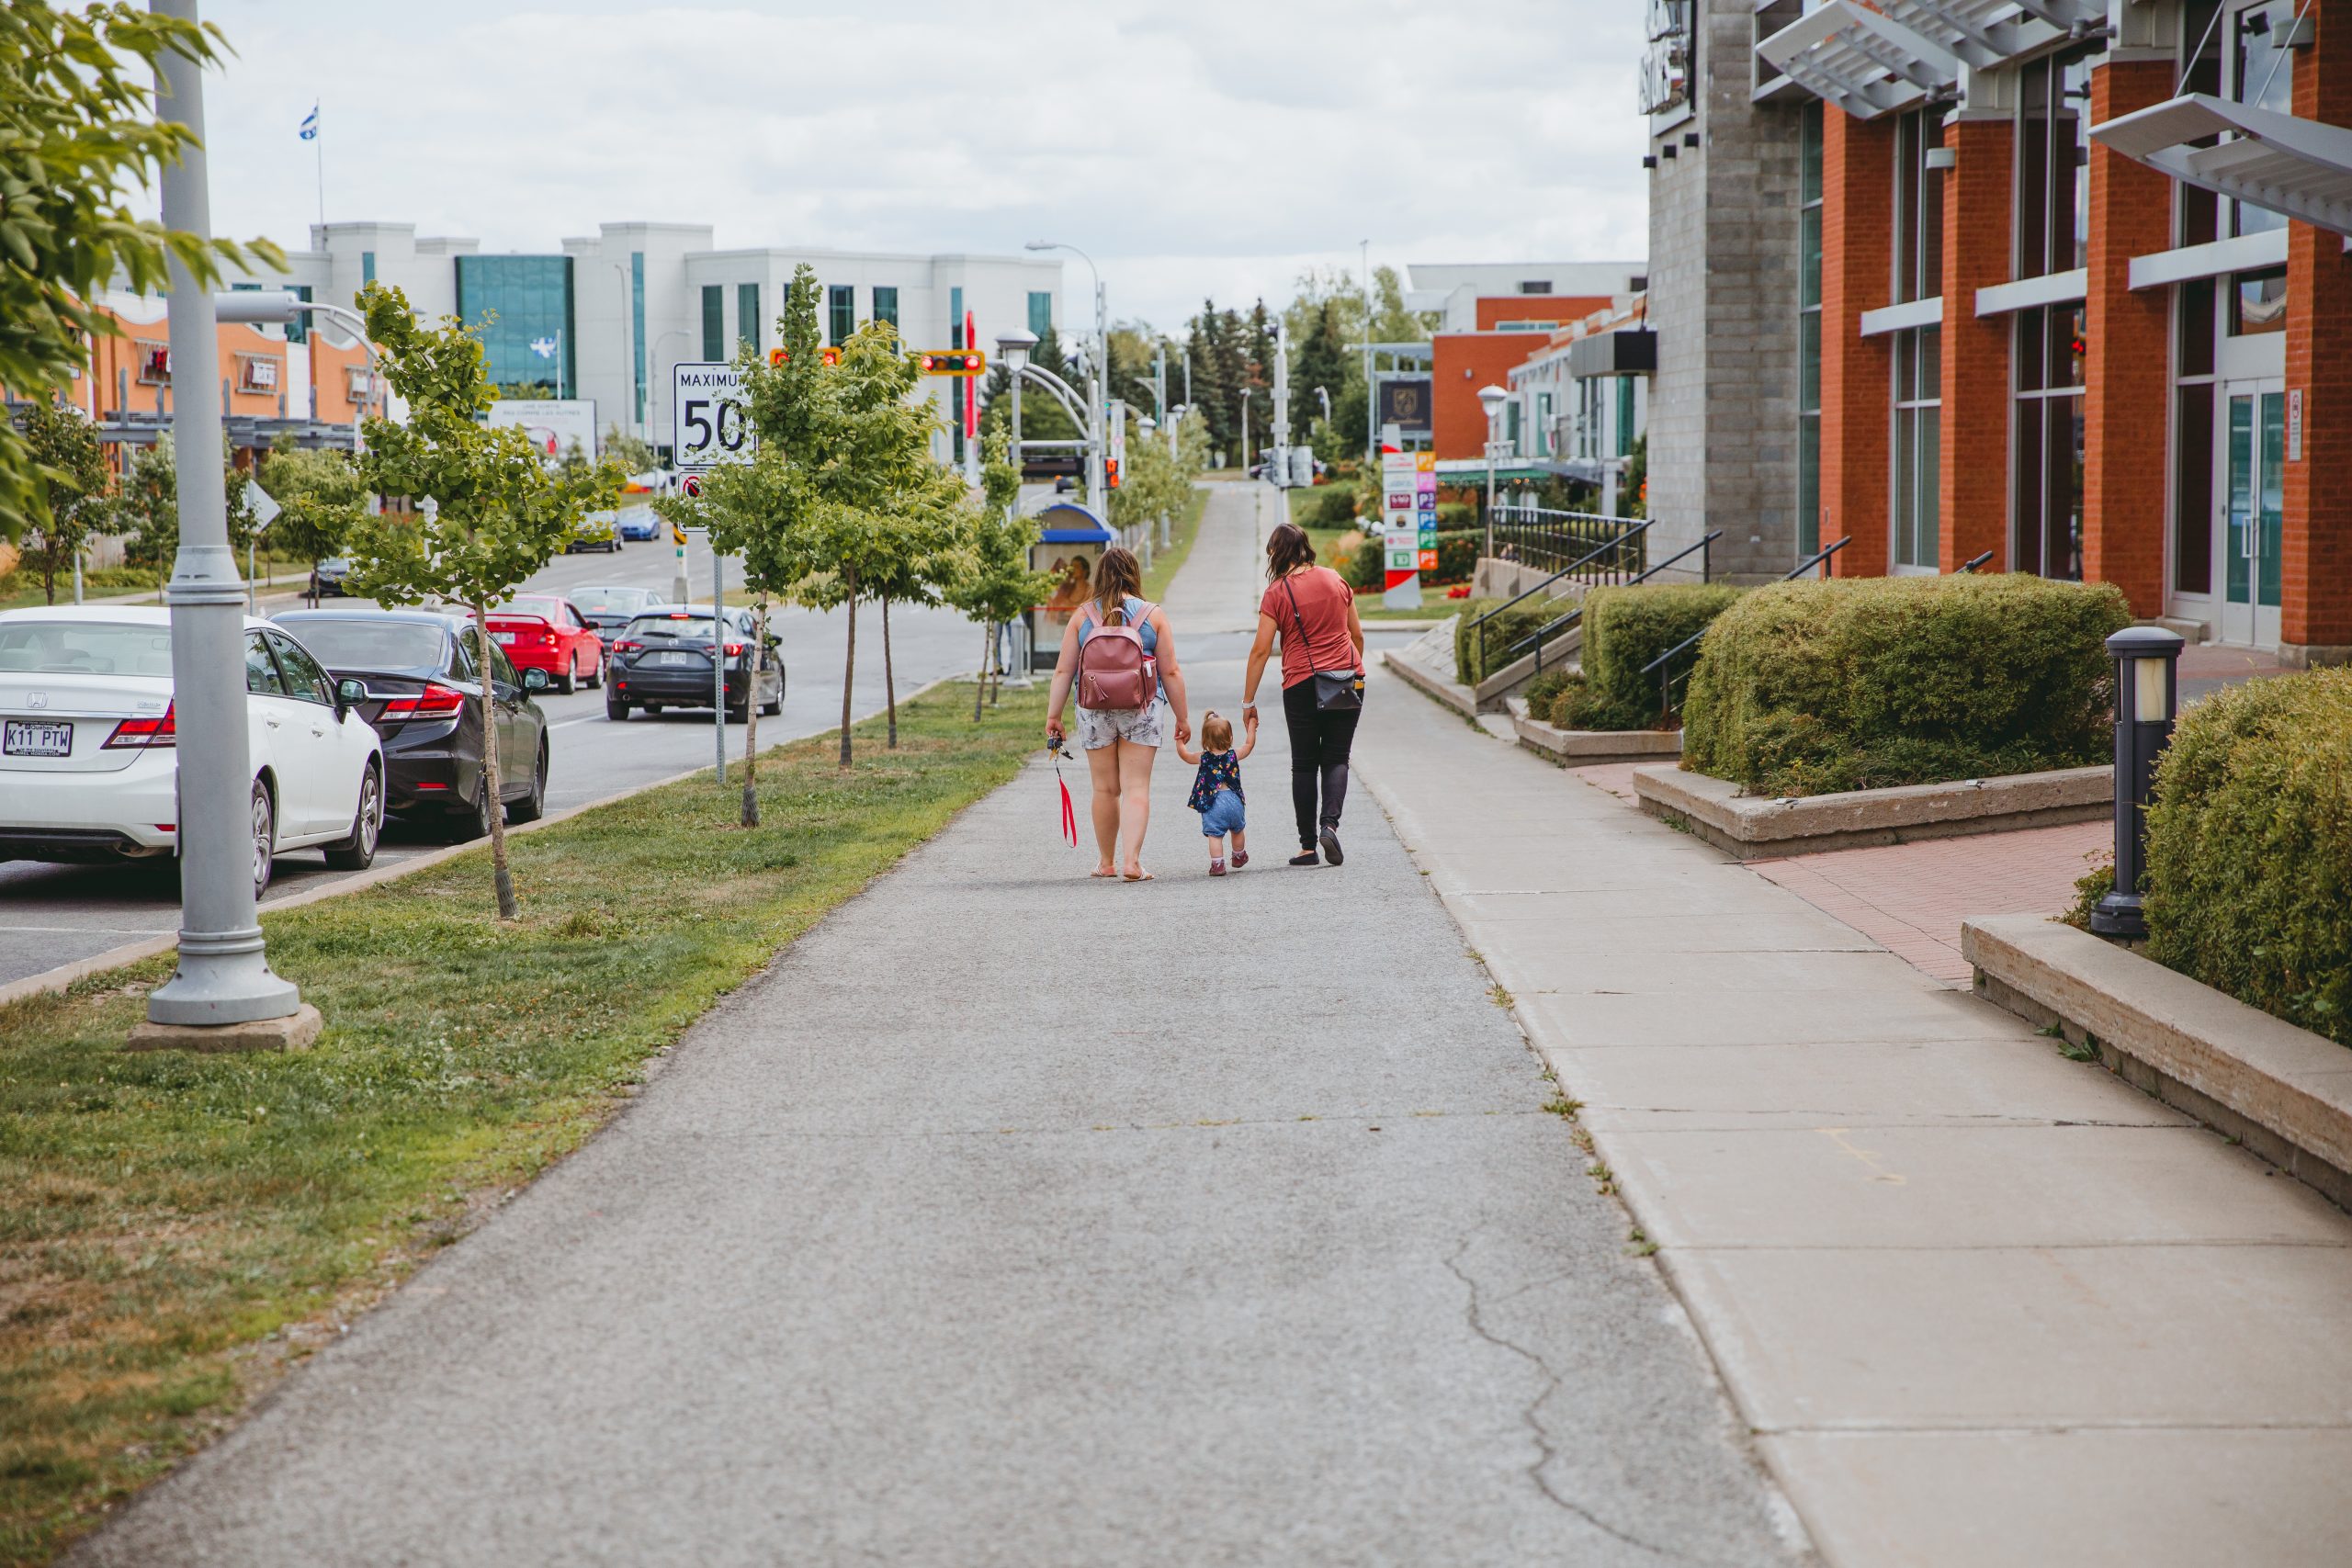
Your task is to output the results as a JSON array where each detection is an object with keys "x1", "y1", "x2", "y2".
[{"x1": 188, "y1": 0, "x2": 1649, "y2": 329}]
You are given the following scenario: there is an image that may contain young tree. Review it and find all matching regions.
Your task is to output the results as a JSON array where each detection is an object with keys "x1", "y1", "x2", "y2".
[
  {"x1": 864, "y1": 461, "x2": 972, "y2": 748},
  {"x1": 17, "y1": 399, "x2": 110, "y2": 604},
  {"x1": 115, "y1": 434, "x2": 250, "y2": 600},
  {"x1": 258, "y1": 443, "x2": 368, "y2": 603},
  {"x1": 601, "y1": 423, "x2": 658, "y2": 473},
  {"x1": 940, "y1": 428, "x2": 1054, "y2": 719},
  {"x1": 344, "y1": 283, "x2": 622, "y2": 919},
  {"x1": 656, "y1": 443, "x2": 801, "y2": 825},
  {"x1": 0, "y1": 2, "x2": 282, "y2": 544}
]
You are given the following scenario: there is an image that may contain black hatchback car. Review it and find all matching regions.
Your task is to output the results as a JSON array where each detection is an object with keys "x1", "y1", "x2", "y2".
[
  {"x1": 272, "y1": 608, "x2": 553, "y2": 839},
  {"x1": 605, "y1": 606, "x2": 783, "y2": 723}
]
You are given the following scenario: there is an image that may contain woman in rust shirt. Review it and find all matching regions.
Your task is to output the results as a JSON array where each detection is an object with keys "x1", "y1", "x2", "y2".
[{"x1": 1241, "y1": 523, "x2": 1366, "y2": 866}]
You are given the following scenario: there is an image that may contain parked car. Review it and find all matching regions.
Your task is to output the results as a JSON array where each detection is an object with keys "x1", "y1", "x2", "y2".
[
  {"x1": 605, "y1": 606, "x2": 783, "y2": 723},
  {"x1": 0, "y1": 606, "x2": 385, "y2": 896},
  {"x1": 311, "y1": 556, "x2": 354, "y2": 597},
  {"x1": 616, "y1": 505, "x2": 662, "y2": 542},
  {"x1": 272, "y1": 608, "x2": 552, "y2": 841},
  {"x1": 1052, "y1": 475, "x2": 1076, "y2": 494},
  {"x1": 566, "y1": 512, "x2": 622, "y2": 553},
  {"x1": 485, "y1": 594, "x2": 605, "y2": 694},
  {"x1": 570, "y1": 584, "x2": 668, "y2": 638}
]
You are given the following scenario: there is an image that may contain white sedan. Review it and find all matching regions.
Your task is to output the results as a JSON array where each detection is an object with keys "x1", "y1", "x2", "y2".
[{"x1": 0, "y1": 606, "x2": 385, "y2": 897}]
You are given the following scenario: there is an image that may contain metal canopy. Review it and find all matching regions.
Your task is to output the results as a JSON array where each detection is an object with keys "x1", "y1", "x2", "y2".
[
  {"x1": 1757, "y1": 0, "x2": 1961, "y2": 119},
  {"x1": 2090, "y1": 94, "x2": 2352, "y2": 239},
  {"x1": 1877, "y1": 0, "x2": 2079, "y2": 72}
]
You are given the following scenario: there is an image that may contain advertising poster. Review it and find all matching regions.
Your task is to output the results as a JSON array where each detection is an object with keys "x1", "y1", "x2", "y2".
[{"x1": 487, "y1": 400, "x2": 598, "y2": 468}]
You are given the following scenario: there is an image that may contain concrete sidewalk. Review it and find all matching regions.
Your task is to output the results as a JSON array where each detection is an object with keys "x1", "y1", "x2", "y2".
[
  {"x1": 1359, "y1": 671, "x2": 2352, "y2": 1565},
  {"x1": 74, "y1": 512, "x2": 1803, "y2": 1566}
]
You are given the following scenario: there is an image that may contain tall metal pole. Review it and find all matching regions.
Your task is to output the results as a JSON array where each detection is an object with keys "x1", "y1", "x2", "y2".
[
  {"x1": 1089, "y1": 277, "x2": 1106, "y2": 519},
  {"x1": 711, "y1": 540, "x2": 726, "y2": 784},
  {"x1": 1361, "y1": 239, "x2": 1374, "y2": 470},
  {"x1": 147, "y1": 0, "x2": 301, "y2": 1028}
]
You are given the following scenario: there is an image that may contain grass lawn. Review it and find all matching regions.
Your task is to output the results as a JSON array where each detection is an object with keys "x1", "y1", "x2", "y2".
[
  {"x1": 1138, "y1": 486, "x2": 1210, "y2": 604},
  {"x1": 0, "y1": 554, "x2": 316, "y2": 615},
  {"x1": 0, "y1": 682, "x2": 1046, "y2": 1566}
]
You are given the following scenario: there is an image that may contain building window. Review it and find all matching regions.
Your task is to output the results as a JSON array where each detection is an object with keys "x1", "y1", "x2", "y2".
[
  {"x1": 361, "y1": 251, "x2": 376, "y2": 287},
  {"x1": 948, "y1": 286, "x2": 966, "y2": 464},
  {"x1": 1028, "y1": 290, "x2": 1052, "y2": 336},
  {"x1": 1505, "y1": 400, "x2": 1521, "y2": 454},
  {"x1": 2013, "y1": 305, "x2": 2085, "y2": 580},
  {"x1": 454, "y1": 254, "x2": 578, "y2": 399},
  {"x1": 2173, "y1": 278, "x2": 2218, "y2": 596},
  {"x1": 631, "y1": 252, "x2": 646, "y2": 423},
  {"x1": 287, "y1": 283, "x2": 311, "y2": 344},
  {"x1": 2016, "y1": 51, "x2": 2093, "y2": 280},
  {"x1": 1519, "y1": 280, "x2": 1553, "y2": 295},
  {"x1": 827, "y1": 284, "x2": 854, "y2": 345},
  {"x1": 1891, "y1": 106, "x2": 1945, "y2": 570},
  {"x1": 872, "y1": 286, "x2": 899, "y2": 333},
  {"x1": 738, "y1": 282, "x2": 761, "y2": 355},
  {"x1": 1534, "y1": 390, "x2": 1555, "y2": 455},
  {"x1": 1616, "y1": 377, "x2": 1635, "y2": 458},
  {"x1": 949, "y1": 286, "x2": 965, "y2": 348},
  {"x1": 2228, "y1": 267, "x2": 2287, "y2": 334},
  {"x1": 1797, "y1": 100, "x2": 1824, "y2": 558},
  {"x1": 701, "y1": 284, "x2": 724, "y2": 361}
]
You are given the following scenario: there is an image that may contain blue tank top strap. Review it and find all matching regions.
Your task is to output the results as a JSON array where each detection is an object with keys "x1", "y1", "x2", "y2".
[{"x1": 1078, "y1": 595, "x2": 1159, "y2": 653}]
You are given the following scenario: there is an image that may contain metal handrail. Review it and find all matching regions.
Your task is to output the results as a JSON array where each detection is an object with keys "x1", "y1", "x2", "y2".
[
  {"x1": 1640, "y1": 535, "x2": 1857, "y2": 721},
  {"x1": 1499, "y1": 530, "x2": 1722, "y2": 675},
  {"x1": 1467, "y1": 518, "x2": 1652, "y2": 677},
  {"x1": 1957, "y1": 548, "x2": 1995, "y2": 572},
  {"x1": 1789, "y1": 536, "x2": 1849, "y2": 580},
  {"x1": 1488, "y1": 503, "x2": 1638, "y2": 574}
]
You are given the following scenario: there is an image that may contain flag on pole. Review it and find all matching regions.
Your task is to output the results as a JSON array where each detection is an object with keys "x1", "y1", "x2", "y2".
[{"x1": 299, "y1": 105, "x2": 319, "y2": 141}]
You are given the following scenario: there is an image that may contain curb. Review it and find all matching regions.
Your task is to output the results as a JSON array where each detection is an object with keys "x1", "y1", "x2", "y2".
[{"x1": 0, "y1": 673, "x2": 960, "y2": 1010}]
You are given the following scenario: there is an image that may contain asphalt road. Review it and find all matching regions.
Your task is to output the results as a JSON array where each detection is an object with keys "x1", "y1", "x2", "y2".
[
  {"x1": 0, "y1": 533, "x2": 984, "y2": 988},
  {"x1": 68, "y1": 497, "x2": 1801, "y2": 1563}
]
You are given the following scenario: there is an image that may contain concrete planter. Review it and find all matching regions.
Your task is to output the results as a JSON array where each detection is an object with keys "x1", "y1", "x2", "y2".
[
  {"x1": 1965, "y1": 914, "x2": 2352, "y2": 1208},
  {"x1": 1506, "y1": 697, "x2": 1681, "y2": 767},
  {"x1": 1631, "y1": 762, "x2": 2111, "y2": 860}
]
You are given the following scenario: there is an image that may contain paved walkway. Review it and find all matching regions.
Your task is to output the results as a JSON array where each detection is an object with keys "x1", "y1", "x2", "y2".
[
  {"x1": 76, "y1": 488, "x2": 1802, "y2": 1567},
  {"x1": 1361, "y1": 673, "x2": 2352, "y2": 1566}
]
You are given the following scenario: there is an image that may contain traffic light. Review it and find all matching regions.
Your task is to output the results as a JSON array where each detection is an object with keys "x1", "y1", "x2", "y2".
[
  {"x1": 1105, "y1": 457, "x2": 1121, "y2": 490},
  {"x1": 768, "y1": 346, "x2": 842, "y2": 367},
  {"x1": 915, "y1": 350, "x2": 986, "y2": 377}
]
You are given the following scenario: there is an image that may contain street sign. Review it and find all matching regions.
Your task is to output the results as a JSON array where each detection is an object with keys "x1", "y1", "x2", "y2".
[
  {"x1": 1380, "y1": 448, "x2": 1433, "y2": 612},
  {"x1": 672, "y1": 363, "x2": 752, "y2": 472},
  {"x1": 682, "y1": 474, "x2": 702, "y2": 498},
  {"x1": 671, "y1": 521, "x2": 687, "y2": 547},
  {"x1": 243, "y1": 478, "x2": 280, "y2": 532}
]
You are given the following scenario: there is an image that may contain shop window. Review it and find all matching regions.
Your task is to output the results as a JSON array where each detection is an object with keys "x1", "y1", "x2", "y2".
[
  {"x1": 137, "y1": 342, "x2": 170, "y2": 385},
  {"x1": 1893, "y1": 107, "x2": 1945, "y2": 307},
  {"x1": 828, "y1": 285, "x2": 854, "y2": 345},
  {"x1": 2013, "y1": 306, "x2": 2085, "y2": 581},
  {"x1": 2016, "y1": 51, "x2": 2094, "y2": 279}
]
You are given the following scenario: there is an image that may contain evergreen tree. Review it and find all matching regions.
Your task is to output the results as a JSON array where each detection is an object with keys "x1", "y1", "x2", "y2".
[{"x1": 1290, "y1": 299, "x2": 1349, "y2": 447}]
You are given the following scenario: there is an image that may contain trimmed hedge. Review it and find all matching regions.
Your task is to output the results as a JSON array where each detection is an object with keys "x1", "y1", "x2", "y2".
[
  {"x1": 2144, "y1": 667, "x2": 2352, "y2": 1047},
  {"x1": 1344, "y1": 529, "x2": 1480, "y2": 592},
  {"x1": 1679, "y1": 574, "x2": 2130, "y2": 796},
  {"x1": 1454, "y1": 595, "x2": 1562, "y2": 685},
  {"x1": 1553, "y1": 583, "x2": 1742, "y2": 731}
]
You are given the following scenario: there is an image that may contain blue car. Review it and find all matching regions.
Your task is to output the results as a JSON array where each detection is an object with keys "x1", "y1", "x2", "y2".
[{"x1": 616, "y1": 506, "x2": 661, "y2": 542}]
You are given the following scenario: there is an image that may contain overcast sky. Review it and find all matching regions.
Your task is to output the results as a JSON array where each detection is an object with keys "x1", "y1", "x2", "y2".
[{"x1": 188, "y1": 0, "x2": 1650, "y2": 331}]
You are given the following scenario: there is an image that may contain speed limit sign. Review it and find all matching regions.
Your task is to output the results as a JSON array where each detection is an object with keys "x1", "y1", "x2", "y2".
[{"x1": 673, "y1": 363, "x2": 753, "y2": 472}]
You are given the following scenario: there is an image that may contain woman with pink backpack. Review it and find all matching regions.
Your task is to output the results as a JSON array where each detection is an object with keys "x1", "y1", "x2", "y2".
[{"x1": 1045, "y1": 547, "x2": 1193, "y2": 881}]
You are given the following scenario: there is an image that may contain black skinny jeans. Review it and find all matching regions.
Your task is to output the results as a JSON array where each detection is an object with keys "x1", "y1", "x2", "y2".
[{"x1": 1283, "y1": 680, "x2": 1361, "y2": 849}]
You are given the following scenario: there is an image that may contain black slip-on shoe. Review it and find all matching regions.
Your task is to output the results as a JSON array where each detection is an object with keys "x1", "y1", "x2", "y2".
[
  {"x1": 1317, "y1": 825, "x2": 1344, "y2": 866},
  {"x1": 1288, "y1": 849, "x2": 1321, "y2": 866}
]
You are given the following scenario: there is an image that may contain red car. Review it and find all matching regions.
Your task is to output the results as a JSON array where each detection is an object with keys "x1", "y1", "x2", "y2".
[{"x1": 486, "y1": 595, "x2": 605, "y2": 694}]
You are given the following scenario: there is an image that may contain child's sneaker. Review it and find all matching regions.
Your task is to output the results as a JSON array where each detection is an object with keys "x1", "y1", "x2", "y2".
[
  {"x1": 1232, "y1": 849, "x2": 1249, "y2": 869},
  {"x1": 1209, "y1": 857, "x2": 1227, "y2": 876}
]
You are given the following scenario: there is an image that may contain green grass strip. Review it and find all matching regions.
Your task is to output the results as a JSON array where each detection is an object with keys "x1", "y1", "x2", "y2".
[
  {"x1": 1138, "y1": 486, "x2": 1210, "y2": 604},
  {"x1": 0, "y1": 682, "x2": 1046, "y2": 1566}
]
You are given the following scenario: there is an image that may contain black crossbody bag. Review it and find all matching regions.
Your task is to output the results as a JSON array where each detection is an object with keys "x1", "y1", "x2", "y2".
[{"x1": 1283, "y1": 573, "x2": 1363, "y2": 713}]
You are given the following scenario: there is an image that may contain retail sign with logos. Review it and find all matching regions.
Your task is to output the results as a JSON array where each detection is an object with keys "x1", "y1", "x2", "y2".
[
  {"x1": 1375, "y1": 377, "x2": 1433, "y2": 436},
  {"x1": 1380, "y1": 447, "x2": 1436, "y2": 611}
]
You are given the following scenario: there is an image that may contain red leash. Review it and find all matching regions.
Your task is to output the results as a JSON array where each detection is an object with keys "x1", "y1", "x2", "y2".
[{"x1": 1049, "y1": 740, "x2": 1078, "y2": 847}]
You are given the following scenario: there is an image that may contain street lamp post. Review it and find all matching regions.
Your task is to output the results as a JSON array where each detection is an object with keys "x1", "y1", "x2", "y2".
[
  {"x1": 142, "y1": 0, "x2": 306, "y2": 1037},
  {"x1": 611, "y1": 263, "x2": 634, "y2": 442},
  {"x1": 652, "y1": 327, "x2": 692, "y2": 603},
  {"x1": 995, "y1": 328, "x2": 1036, "y2": 486},
  {"x1": 1238, "y1": 388, "x2": 1252, "y2": 479},
  {"x1": 1026, "y1": 241, "x2": 1104, "y2": 518},
  {"x1": 1478, "y1": 383, "x2": 1510, "y2": 565}
]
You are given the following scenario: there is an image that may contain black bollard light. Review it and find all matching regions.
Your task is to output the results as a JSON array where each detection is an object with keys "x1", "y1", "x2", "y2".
[{"x1": 2090, "y1": 626, "x2": 2186, "y2": 940}]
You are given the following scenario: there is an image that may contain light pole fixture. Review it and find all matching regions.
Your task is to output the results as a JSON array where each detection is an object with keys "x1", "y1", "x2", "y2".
[
  {"x1": 1238, "y1": 387, "x2": 1253, "y2": 478},
  {"x1": 141, "y1": 0, "x2": 309, "y2": 1041},
  {"x1": 1026, "y1": 241, "x2": 1105, "y2": 517},
  {"x1": 996, "y1": 328, "x2": 1037, "y2": 475},
  {"x1": 1478, "y1": 383, "x2": 1510, "y2": 564},
  {"x1": 2090, "y1": 626, "x2": 2186, "y2": 941}
]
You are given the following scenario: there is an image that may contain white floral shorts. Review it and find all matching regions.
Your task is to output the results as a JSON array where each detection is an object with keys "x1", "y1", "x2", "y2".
[{"x1": 1075, "y1": 702, "x2": 1165, "y2": 750}]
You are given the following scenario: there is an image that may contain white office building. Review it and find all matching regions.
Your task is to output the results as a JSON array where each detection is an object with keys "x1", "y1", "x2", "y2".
[{"x1": 243, "y1": 221, "x2": 1066, "y2": 465}]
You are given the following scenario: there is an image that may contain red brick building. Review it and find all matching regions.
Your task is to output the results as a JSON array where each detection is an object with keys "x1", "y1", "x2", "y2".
[{"x1": 1708, "y1": 0, "x2": 2352, "y2": 662}]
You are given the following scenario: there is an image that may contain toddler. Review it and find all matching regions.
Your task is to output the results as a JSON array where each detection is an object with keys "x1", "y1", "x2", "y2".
[{"x1": 1178, "y1": 709, "x2": 1258, "y2": 875}]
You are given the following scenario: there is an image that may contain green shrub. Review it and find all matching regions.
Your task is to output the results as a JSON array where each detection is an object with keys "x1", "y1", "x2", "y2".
[
  {"x1": 2143, "y1": 668, "x2": 2352, "y2": 1047},
  {"x1": 1341, "y1": 531, "x2": 1385, "y2": 592},
  {"x1": 1437, "y1": 501, "x2": 1474, "y2": 529},
  {"x1": 1554, "y1": 582, "x2": 1742, "y2": 730},
  {"x1": 1543, "y1": 673, "x2": 1590, "y2": 728},
  {"x1": 1679, "y1": 574, "x2": 2129, "y2": 795},
  {"x1": 1311, "y1": 481, "x2": 1363, "y2": 528},
  {"x1": 1344, "y1": 529, "x2": 1479, "y2": 592},
  {"x1": 1521, "y1": 668, "x2": 1572, "y2": 710},
  {"x1": 1454, "y1": 595, "x2": 1564, "y2": 685}
]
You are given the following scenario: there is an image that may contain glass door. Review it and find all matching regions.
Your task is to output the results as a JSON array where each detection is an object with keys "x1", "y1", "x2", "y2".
[{"x1": 2217, "y1": 380, "x2": 2284, "y2": 647}]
